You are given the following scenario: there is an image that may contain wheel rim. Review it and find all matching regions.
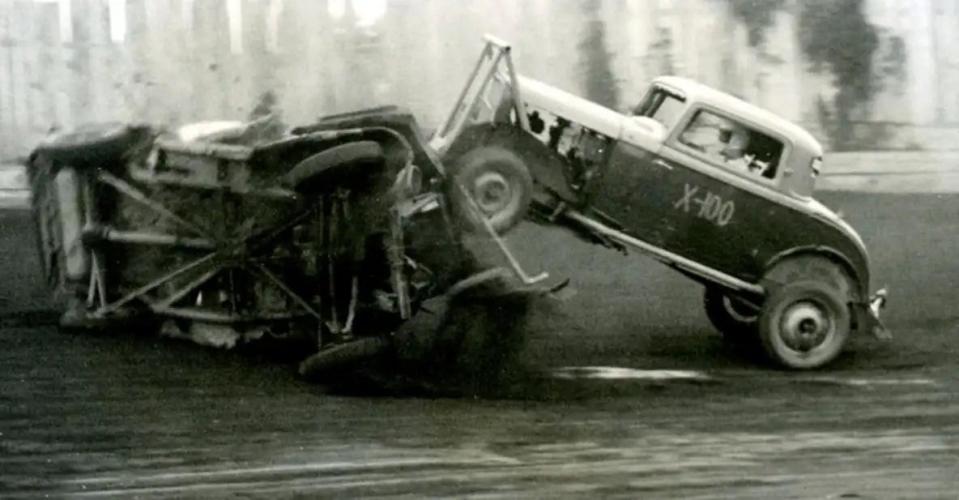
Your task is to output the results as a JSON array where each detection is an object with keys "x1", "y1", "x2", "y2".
[
  {"x1": 472, "y1": 171, "x2": 513, "y2": 215},
  {"x1": 778, "y1": 300, "x2": 833, "y2": 353}
]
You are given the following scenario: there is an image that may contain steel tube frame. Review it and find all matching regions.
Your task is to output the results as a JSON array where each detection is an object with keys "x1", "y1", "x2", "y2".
[
  {"x1": 98, "y1": 170, "x2": 215, "y2": 240},
  {"x1": 95, "y1": 228, "x2": 216, "y2": 250},
  {"x1": 563, "y1": 209, "x2": 765, "y2": 296}
]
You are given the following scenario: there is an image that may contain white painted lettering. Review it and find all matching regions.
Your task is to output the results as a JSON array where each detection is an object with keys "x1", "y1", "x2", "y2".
[{"x1": 675, "y1": 183, "x2": 735, "y2": 227}]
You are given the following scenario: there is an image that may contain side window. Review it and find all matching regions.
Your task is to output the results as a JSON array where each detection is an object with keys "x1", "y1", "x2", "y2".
[{"x1": 677, "y1": 109, "x2": 783, "y2": 179}]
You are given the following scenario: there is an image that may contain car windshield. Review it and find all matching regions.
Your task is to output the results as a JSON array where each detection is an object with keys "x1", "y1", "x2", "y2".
[{"x1": 633, "y1": 87, "x2": 686, "y2": 130}]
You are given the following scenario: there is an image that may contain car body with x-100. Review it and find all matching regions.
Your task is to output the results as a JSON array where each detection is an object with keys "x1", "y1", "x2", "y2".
[{"x1": 431, "y1": 35, "x2": 889, "y2": 370}]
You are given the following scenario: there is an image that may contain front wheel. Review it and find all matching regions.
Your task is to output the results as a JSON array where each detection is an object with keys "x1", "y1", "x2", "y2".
[
  {"x1": 757, "y1": 280, "x2": 850, "y2": 369},
  {"x1": 448, "y1": 146, "x2": 533, "y2": 234}
]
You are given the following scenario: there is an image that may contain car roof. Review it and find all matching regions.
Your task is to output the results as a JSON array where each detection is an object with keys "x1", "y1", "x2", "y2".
[{"x1": 653, "y1": 76, "x2": 823, "y2": 157}]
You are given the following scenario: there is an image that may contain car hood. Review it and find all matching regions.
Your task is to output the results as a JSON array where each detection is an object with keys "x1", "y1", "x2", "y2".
[
  {"x1": 806, "y1": 198, "x2": 865, "y2": 249},
  {"x1": 517, "y1": 76, "x2": 625, "y2": 138},
  {"x1": 517, "y1": 76, "x2": 665, "y2": 152}
]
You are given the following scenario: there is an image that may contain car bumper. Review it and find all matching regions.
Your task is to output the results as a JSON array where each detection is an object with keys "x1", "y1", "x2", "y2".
[{"x1": 863, "y1": 288, "x2": 890, "y2": 341}]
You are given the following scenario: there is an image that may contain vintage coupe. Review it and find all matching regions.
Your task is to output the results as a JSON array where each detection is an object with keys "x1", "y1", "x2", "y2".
[{"x1": 433, "y1": 36, "x2": 888, "y2": 369}]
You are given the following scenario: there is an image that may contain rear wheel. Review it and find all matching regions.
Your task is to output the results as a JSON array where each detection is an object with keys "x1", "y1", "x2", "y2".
[
  {"x1": 285, "y1": 141, "x2": 385, "y2": 193},
  {"x1": 703, "y1": 288, "x2": 758, "y2": 342},
  {"x1": 35, "y1": 123, "x2": 138, "y2": 165},
  {"x1": 298, "y1": 336, "x2": 392, "y2": 380},
  {"x1": 448, "y1": 146, "x2": 532, "y2": 234}
]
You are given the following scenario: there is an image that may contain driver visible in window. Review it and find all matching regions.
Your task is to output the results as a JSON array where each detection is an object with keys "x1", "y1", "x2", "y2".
[
  {"x1": 681, "y1": 113, "x2": 753, "y2": 171},
  {"x1": 717, "y1": 123, "x2": 754, "y2": 171}
]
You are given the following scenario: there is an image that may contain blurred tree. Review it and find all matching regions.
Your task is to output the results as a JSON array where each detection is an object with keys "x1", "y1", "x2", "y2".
[
  {"x1": 878, "y1": 33, "x2": 908, "y2": 95},
  {"x1": 646, "y1": 27, "x2": 675, "y2": 77},
  {"x1": 577, "y1": 0, "x2": 619, "y2": 109},
  {"x1": 725, "y1": 0, "x2": 787, "y2": 48},
  {"x1": 798, "y1": 0, "x2": 879, "y2": 150}
]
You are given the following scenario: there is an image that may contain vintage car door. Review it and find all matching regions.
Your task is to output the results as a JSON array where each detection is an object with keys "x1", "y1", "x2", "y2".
[
  {"x1": 586, "y1": 89, "x2": 688, "y2": 249},
  {"x1": 587, "y1": 138, "x2": 676, "y2": 249}
]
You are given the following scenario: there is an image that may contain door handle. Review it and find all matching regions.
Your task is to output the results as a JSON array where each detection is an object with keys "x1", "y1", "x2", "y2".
[{"x1": 653, "y1": 159, "x2": 673, "y2": 171}]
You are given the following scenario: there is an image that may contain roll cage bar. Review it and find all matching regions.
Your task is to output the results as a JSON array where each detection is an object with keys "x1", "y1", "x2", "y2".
[{"x1": 429, "y1": 35, "x2": 530, "y2": 156}]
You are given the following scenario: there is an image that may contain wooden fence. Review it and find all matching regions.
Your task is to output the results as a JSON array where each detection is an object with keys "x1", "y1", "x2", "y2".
[
  {"x1": 2, "y1": 0, "x2": 956, "y2": 158},
  {"x1": 0, "y1": 0, "x2": 601, "y2": 159}
]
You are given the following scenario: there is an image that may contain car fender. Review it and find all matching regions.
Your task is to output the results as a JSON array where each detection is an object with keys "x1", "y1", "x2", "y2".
[
  {"x1": 762, "y1": 245, "x2": 867, "y2": 301},
  {"x1": 764, "y1": 245, "x2": 886, "y2": 336},
  {"x1": 442, "y1": 123, "x2": 583, "y2": 205},
  {"x1": 252, "y1": 126, "x2": 415, "y2": 183}
]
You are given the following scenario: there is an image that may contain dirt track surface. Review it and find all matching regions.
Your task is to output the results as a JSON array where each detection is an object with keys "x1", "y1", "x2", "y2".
[{"x1": 2, "y1": 191, "x2": 959, "y2": 498}]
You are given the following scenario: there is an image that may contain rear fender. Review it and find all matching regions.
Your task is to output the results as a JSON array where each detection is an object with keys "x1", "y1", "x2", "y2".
[
  {"x1": 291, "y1": 108, "x2": 444, "y2": 179},
  {"x1": 253, "y1": 127, "x2": 415, "y2": 189}
]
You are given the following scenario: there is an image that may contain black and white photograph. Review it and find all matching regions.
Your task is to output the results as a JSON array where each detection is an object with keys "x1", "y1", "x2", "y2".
[{"x1": 0, "y1": 0, "x2": 956, "y2": 497}]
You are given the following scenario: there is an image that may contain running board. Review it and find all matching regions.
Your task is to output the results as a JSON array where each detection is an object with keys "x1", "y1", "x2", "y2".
[{"x1": 562, "y1": 209, "x2": 764, "y2": 297}]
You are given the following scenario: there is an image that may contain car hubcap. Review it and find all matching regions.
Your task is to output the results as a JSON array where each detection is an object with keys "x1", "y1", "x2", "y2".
[
  {"x1": 780, "y1": 301, "x2": 831, "y2": 352},
  {"x1": 472, "y1": 172, "x2": 512, "y2": 215}
]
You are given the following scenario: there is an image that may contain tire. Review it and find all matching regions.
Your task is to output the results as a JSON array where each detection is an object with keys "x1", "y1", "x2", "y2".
[
  {"x1": 757, "y1": 280, "x2": 851, "y2": 370},
  {"x1": 284, "y1": 141, "x2": 385, "y2": 193},
  {"x1": 703, "y1": 288, "x2": 759, "y2": 342},
  {"x1": 448, "y1": 146, "x2": 533, "y2": 234},
  {"x1": 298, "y1": 336, "x2": 391, "y2": 380},
  {"x1": 58, "y1": 298, "x2": 113, "y2": 332},
  {"x1": 29, "y1": 167, "x2": 61, "y2": 289},
  {"x1": 35, "y1": 123, "x2": 136, "y2": 166}
]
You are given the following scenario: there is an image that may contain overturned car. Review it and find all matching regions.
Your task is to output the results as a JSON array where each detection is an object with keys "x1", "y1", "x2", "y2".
[{"x1": 25, "y1": 111, "x2": 546, "y2": 379}]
